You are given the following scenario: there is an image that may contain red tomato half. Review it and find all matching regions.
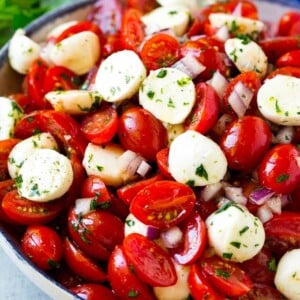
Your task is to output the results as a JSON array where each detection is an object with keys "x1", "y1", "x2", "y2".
[
  {"x1": 140, "y1": 33, "x2": 181, "y2": 70},
  {"x1": 123, "y1": 233, "x2": 177, "y2": 287},
  {"x1": 108, "y1": 245, "x2": 155, "y2": 299},
  {"x1": 276, "y1": 49, "x2": 300, "y2": 68},
  {"x1": 127, "y1": 0, "x2": 158, "y2": 13},
  {"x1": 201, "y1": 256, "x2": 253, "y2": 297},
  {"x1": 184, "y1": 82, "x2": 220, "y2": 134},
  {"x1": 0, "y1": 179, "x2": 15, "y2": 223},
  {"x1": 267, "y1": 66, "x2": 300, "y2": 79},
  {"x1": 238, "y1": 283, "x2": 285, "y2": 300},
  {"x1": 258, "y1": 144, "x2": 300, "y2": 194},
  {"x1": 81, "y1": 103, "x2": 118, "y2": 145},
  {"x1": 156, "y1": 148, "x2": 172, "y2": 179},
  {"x1": 130, "y1": 180, "x2": 196, "y2": 229},
  {"x1": 21, "y1": 225, "x2": 63, "y2": 270},
  {"x1": 277, "y1": 11, "x2": 300, "y2": 36},
  {"x1": 70, "y1": 283, "x2": 118, "y2": 300}
]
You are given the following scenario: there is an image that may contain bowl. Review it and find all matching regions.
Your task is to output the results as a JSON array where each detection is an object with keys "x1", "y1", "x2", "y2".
[{"x1": 0, "y1": 0, "x2": 299, "y2": 299}]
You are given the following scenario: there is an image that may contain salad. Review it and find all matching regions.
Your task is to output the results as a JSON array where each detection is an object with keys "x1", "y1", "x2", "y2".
[{"x1": 1, "y1": 0, "x2": 300, "y2": 299}]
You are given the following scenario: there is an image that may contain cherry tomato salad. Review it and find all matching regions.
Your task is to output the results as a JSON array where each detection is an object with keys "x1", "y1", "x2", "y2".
[{"x1": 1, "y1": 0, "x2": 300, "y2": 299}]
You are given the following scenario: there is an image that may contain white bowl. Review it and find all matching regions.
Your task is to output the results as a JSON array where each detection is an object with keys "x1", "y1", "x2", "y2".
[{"x1": 0, "y1": 1, "x2": 299, "y2": 299}]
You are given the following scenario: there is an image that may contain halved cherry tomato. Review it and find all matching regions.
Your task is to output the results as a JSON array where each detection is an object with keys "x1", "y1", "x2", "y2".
[
  {"x1": 0, "y1": 179, "x2": 15, "y2": 223},
  {"x1": 118, "y1": 106, "x2": 168, "y2": 161},
  {"x1": 172, "y1": 211, "x2": 207, "y2": 265},
  {"x1": 123, "y1": 233, "x2": 177, "y2": 287},
  {"x1": 63, "y1": 237, "x2": 106, "y2": 282},
  {"x1": 220, "y1": 116, "x2": 272, "y2": 172},
  {"x1": 2, "y1": 189, "x2": 64, "y2": 225},
  {"x1": 195, "y1": 192, "x2": 219, "y2": 220},
  {"x1": 289, "y1": 19, "x2": 300, "y2": 35},
  {"x1": 184, "y1": 82, "x2": 220, "y2": 134},
  {"x1": 258, "y1": 144, "x2": 300, "y2": 194},
  {"x1": 127, "y1": 0, "x2": 158, "y2": 14},
  {"x1": 121, "y1": 8, "x2": 145, "y2": 52},
  {"x1": 264, "y1": 212, "x2": 300, "y2": 257},
  {"x1": 266, "y1": 66, "x2": 300, "y2": 79},
  {"x1": 81, "y1": 65, "x2": 99, "y2": 91},
  {"x1": 68, "y1": 208, "x2": 124, "y2": 261},
  {"x1": 277, "y1": 11, "x2": 300, "y2": 36},
  {"x1": 70, "y1": 283, "x2": 118, "y2": 300},
  {"x1": 117, "y1": 173, "x2": 164, "y2": 205},
  {"x1": 276, "y1": 49, "x2": 300, "y2": 68},
  {"x1": 201, "y1": 256, "x2": 253, "y2": 297},
  {"x1": 8, "y1": 93, "x2": 36, "y2": 114},
  {"x1": 140, "y1": 33, "x2": 181, "y2": 70},
  {"x1": 188, "y1": 263, "x2": 226, "y2": 300},
  {"x1": 81, "y1": 103, "x2": 118, "y2": 145},
  {"x1": 238, "y1": 283, "x2": 285, "y2": 300},
  {"x1": 156, "y1": 148, "x2": 173, "y2": 179},
  {"x1": 130, "y1": 180, "x2": 196, "y2": 229},
  {"x1": 108, "y1": 245, "x2": 155, "y2": 299},
  {"x1": 21, "y1": 225, "x2": 63, "y2": 270}
]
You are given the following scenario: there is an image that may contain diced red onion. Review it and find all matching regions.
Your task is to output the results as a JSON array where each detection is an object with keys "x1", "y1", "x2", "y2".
[
  {"x1": 249, "y1": 187, "x2": 275, "y2": 205},
  {"x1": 207, "y1": 70, "x2": 229, "y2": 100},
  {"x1": 266, "y1": 196, "x2": 282, "y2": 214},
  {"x1": 200, "y1": 182, "x2": 223, "y2": 202},
  {"x1": 190, "y1": 34, "x2": 207, "y2": 41},
  {"x1": 232, "y1": 2, "x2": 242, "y2": 16},
  {"x1": 136, "y1": 160, "x2": 151, "y2": 177},
  {"x1": 160, "y1": 226, "x2": 183, "y2": 249},
  {"x1": 74, "y1": 198, "x2": 94, "y2": 215},
  {"x1": 280, "y1": 194, "x2": 290, "y2": 208},
  {"x1": 146, "y1": 226, "x2": 161, "y2": 240},
  {"x1": 275, "y1": 126, "x2": 295, "y2": 144},
  {"x1": 257, "y1": 204, "x2": 273, "y2": 223},
  {"x1": 172, "y1": 54, "x2": 206, "y2": 79},
  {"x1": 224, "y1": 186, "x2": 247, "y2": 205},
  {"x1": 217, "y1": 197, "x2": 231, "y2": 208},
  {"x1": 214, "y1": 25, "x2": 230, "y2": 42},
  {"x1": 118, "y1": 150, "x2": 142, "y2": 176}
]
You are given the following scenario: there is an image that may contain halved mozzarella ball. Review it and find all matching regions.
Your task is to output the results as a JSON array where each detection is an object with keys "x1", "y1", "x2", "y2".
[
  {"x1": 209, "y1": 13, "x2": 265, "y2": 39},
  {"x1": 49, "y1": 31, "x2": 100, "y2": 75},
  {"x1": 274, "y1": 249, "x2": 300, "y2": 300},
  {"x1": 206, "y1": 202, "x2": 265, "y2": 262},
  {"x1": 8, "y1": 133, "x2": 58, "y2": 179},
  {"x1": 164, "y1": 123, "x2": 185, "y2": 145},
  {"x1": 156, "y1": 0, "x2": 199, "y2": 16},
  {"x1": 17, "y1": 149, "x2": 73, "y2": 202},
  {"x1": 95, "y1": 50, "x2": 146, "y2": 103},
  {"x1": 139, "y1": 68, "x2": 196, "y2": 124},
  {"x1": 257, "y1": 75, "x2": 300, "y2": 126},
  {"x1": 168, "y1": 130, "x2": 227, "y2": 186},
  {"x1": 45, "y1": 90, "x2": 102, "y2": 115},
  {"x1": 153, "y1": 261, "x2": 191, "y2": 300},
  {"x1": 0, "y1": 97, "x2": 23, "y2": 140},
  {"x1": 225, "y1": 38, "x2": 268, "y2": 78},
  {"x1": 141, "y1": 5, "x2": 190, "y2": 36},
  {"x1": 124, "y1": 213, "x2": 150, "y2": 237},
  {"x1": 8, "y1": 29, "x2": 41, "y2": 74}
]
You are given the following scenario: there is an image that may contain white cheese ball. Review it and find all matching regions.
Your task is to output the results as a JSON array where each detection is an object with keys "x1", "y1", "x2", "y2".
[
  {"x1": 275, "y1": 249, "x2": 300, "y2": 300},
  {"x1": 124, "y1": 213, "x2": 150, "y2": 237},
  {"x1": 206, "y1": 202, "x2": 265, "y2": 262},
  {"x1": 17, "y1": 148, "x2": 73, "y2": 202},
  {"x1": 168, "y1": 130, "x2": 227, "y2": 186}
]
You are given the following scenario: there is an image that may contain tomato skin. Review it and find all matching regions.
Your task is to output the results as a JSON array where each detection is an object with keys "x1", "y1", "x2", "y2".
[
  {"x1": 68, "y1": 208, "x2": 124, "y2": 261},
  {"x1": 220, "y1": 116, "x2": 272, "y2": 172},
  {"x1": 130, "y1": 180, "x2": 196, "y2": 229},
  {"x1": 277, "y1": 11, "x2": 300, "y2": 36},
  {"x1": 258, "y1": 144, "x2": 300, "y2": 194},
  {"x1": 172, "y1": 211, "x2": 207, "y2": 265},
  {"x1": 81, "y1": 103, "x2": 119, "y2": 145},
  {"x1": 70, "y1": 283, "x2": 118, "y2": 300},
  {"x1": 123, "y1": 233, "x2": 177, "y2": 287},
  {"x1": 188, "y1": 263, "x2": 226, "y2": 300},
  {"x1": 63, "y1": 237, "x2": 106, "y2": 282},
  {"x1": 140, "y1": 33, "x2": 181, "y2": 70},
  {"x1": 108, "y1": 245, "x2": 155, "y2": 299},
  {"x1": 0, "y1": 179, "x2": 15, "y2": 223},
  {"x1": 276, "y1": 49, "x2": 300, "y2": 68},
  {"x1": 21, "y1": 225, "x2": 63, "y2": 270},
  {"x1": 8, "y1": 93, "x2": 36, "y2": 114},
  {"x1": 2, "y1": 189, "x2": 64, "y2": 225},
  {"x1": 156, "y1": 148, "x2": 173, "y2": 179},
  {"x1": 118, "y1": 107, "x2": 168, "y2": 161},
  {"x1": 127, "y1": 0, "x2": 158, "y2": 13},
  {"x1": 237, "y1": 283, "x2": 284, "y2": 300},
  {"x1": 184, "y1": 82, "x2": 220, "y2": 134},
  {"x1": 266, "y1": 66, "x2": 300, "y2": 79},
  {"x1": 201, "y1": 256, "x2": 253, "y2": 297},
  {"x1": 264, "y1": 212, "x2": 300, "y2": 257}
]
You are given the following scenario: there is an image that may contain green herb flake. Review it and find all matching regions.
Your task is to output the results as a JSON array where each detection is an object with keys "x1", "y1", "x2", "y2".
[
  {"x1": 215, "y1": 269, "x2": 230, "y2": 279},
  {"x1": 222, "y1": 252, "x2": 233, "y2": 259},
  {"x1": 276, "y1": 173, "x2": 290, "y2": 183},
  {"x1": 177, "y1": 77, "x2": 191, "y2": 86},
  {"x1": 90, "y1": 199, "x2": 111, "y2": 210},
  {"x1": 267, "y1": 258, "x2": 277, "y2": 272},
  {"x1": 195, "y1": 164, "x2": 208, "y2": 180},
  {"x1": 14, "y1": 174, "x2": 23, "y2": 189},
  {"x1": 239, "y1": 226, "x2": 249, "y2": 235},
  {"x1": 186, "y1": 180, "x2": 195, "y2": 187},
  {"x1": 97, "y1": 165, "x2": 104, "y2": 172},
  {"x1": 230, "y1": 241, "x2": 241, "y2": 249},
  {"x1": 48, "y1": 259, "x2": 60, "y2": 269},
  {"x1": 168, "y1": 10, "x2": 178, "y2": 15},
  {"x1": 125, "y1": 219, "x2": 135, "y2": 227},
  {"x1": 147, "y1": 90, "x2": 155, "y2": 99},
  {"x1": 128, "y1": 289, "x2": 139, "y2": 298},
  {"x1": 157, "y1": 69, "x2": 167, "y2": 78},
  {"x1": 275, "y1": 99, "x2": 282, "y2": 113}
]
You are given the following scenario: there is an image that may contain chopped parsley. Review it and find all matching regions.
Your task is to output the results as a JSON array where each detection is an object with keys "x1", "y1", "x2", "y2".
[
  {"x1": 222, "y1": 252, "x2": 233, "y2": 259},
  {"x1": 195, "y1": 164, "x2": 208, "y2": 181},
  {"x1": 230, "y1": 241, "x2": 241, "y2": 249},
  {"x1": 157, "y1": 69, "x2": 167, "y2": 78},
  {"x1": 215, "y1": 269, "x2": 230, "y2": 279},
  {"x1": 125, "y1": 219, "x2": 135, "y2": 227},
  {"x1": 267, "y1": 258, "x2": 277, "y2": 272},
  {"x1": 147, "y1": 90, "x2": 155, "y2": 99},
  {"x1": 177, "y1": 77, "x2": 191, "y2": 86},
  {"x1": 128, "y1": 289, "x2": 139, "y2": 298},
  {"x1": 239, "y1": 226, "x2": 249, "y2": 235},
  {"x1": 276, "y1": 173, "x2": 290, "y2": 183}
]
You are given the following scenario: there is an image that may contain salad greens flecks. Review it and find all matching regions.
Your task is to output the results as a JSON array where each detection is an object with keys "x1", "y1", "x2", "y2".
[{"x1": 0, "y1": 0, "x2": 74, "y2": 47}]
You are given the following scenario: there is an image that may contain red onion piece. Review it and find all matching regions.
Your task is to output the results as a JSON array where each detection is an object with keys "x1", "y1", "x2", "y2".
[
  {"x1": 74, "y1": 197, "x2": 94, "y2": 216},
  {"x1": 136, "y1": 160, "x2": 152, "y2": 177},
  {"x1": 172, "y1": 54, "x2": 206, "y2": 79},
  {"x1": 249, "y1": 187, "x2": 275, "y2": 205},
  {"x1": 224, "y1": 186, "x2": 247, "y2": 206},
  {"x1": 257, "y1": 204, "x2": 273, "y2": 223},
  {"x1": 200, "y1": 182, "x2": 223, "y2": 202},
  {"x1": 147, "y1": 226, "x2": 161, "y2": 240},
  {"x1": 160, "y1": 226, "x2": 183, "y2": 249},
  {"x1": 274, "y1": 126, "x2": 294, "y2": 144},
  {"x1": 214, "y1": 25, "x2": 230, "y2": 42},
  {"x1": 232, "y1": 2, "x2": 242, "y2": 16},
  {"x1": 207, "y1": 70, "x2": 229, "y2": 100},
  {"x1": 266, "y1": 196, "x2": 282, "y2": 214},
  {"x1": 212, "y1": 114, "x2": 234, "y2": 137}
]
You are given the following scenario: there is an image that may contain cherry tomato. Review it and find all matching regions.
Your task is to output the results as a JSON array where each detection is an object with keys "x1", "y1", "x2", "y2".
[
  {"x1": 127, "y1": 0, "x2": 158, "y2": 13},
  {"x1": 108, "y1": 245, "x2": 155, "y2": 299},
  {"x1": 117, "y1": 173, "x2": 164, "y2": 205},
  {"x1": 123, "y1": 233, "x2": 177, "y2": 287},
  {"x1": 289, "y1": 19, "x2": 300, "y2": 35},
  {"x1": 188, "y1": 263, "x2": 226, "y2": 300},
  {"x1": 130, "y1": 180, "x2": 196, "y2": 229},
  {"x1": 258, "y1": 144, "x2": 300, "y2": 194},
  {"x1": 201, "y1": 256, "x2": 253, "y2": 297},
  {"x1": 0, "y1": 179, "x2": 15, "y2": 223},
  {"x1": 172, "y1": 211, "x2": 207, "y2": 265},
  {"x1": 140, "y1": 33, "x2": 181, "y2": 70},
  {"x1": 68, "y1": 208, "x2": 124, "y2": 261},
  {"x1": 277, "y1": 11, "x2": 300, "y2": 36},
  {"x1": 276, "y1": 49, "x2": 300, "y2": 68},
  {"x1": 21, "y1": 225, "x2": 63, "y2": 270},
  {"x1": 238, "y1": 283, "x2": 285, "y2": 300},
  {"x1": 264, "y1": 212, "x2": 300, "y2": 257},
  {"x1": 184, "y1": 82, "x2": 220, "y2": 134},
  {"x1": 220, "y1": 116, "x2": 272, "y2": 172},
  {"x1": 70, "y1": 283, "x2": 118, "y2": 300},
  {"x1": 195, "y1": 191, "x2": 219, "y2": 220},
  {"x1": 63, "y1": 237, "x2": 106, "y2": 282},
  {"x1": 266, "y1": 66, "x2": 300, "y2": 79},
  {"x1": 118, "y1": 107, "x2": 168, "y2": 161},
  {"x1": 8, "y1": 93, "x2": 36, "y2": 114},
  {"x1": 121, "y1": 8, "x2": 145, "y2": 52},
  {"x1": 2, "y1": 189, "x2": 64, "y2": 225},
  {"x1": 156, "y1": 148, "x2": 173, "y2": 179}
]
